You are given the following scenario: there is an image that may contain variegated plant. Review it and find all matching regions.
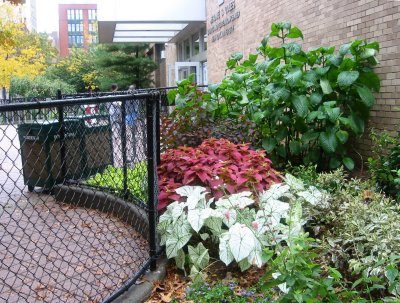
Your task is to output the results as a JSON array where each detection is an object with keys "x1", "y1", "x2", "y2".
[{"x1": 157, "y1": 174, "x2": 328, "y2": 281}]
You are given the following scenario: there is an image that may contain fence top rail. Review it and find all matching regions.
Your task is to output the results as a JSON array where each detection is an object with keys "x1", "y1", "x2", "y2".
[{"x1": 0, "y1": 91, "x2": 160, "y2": 112}]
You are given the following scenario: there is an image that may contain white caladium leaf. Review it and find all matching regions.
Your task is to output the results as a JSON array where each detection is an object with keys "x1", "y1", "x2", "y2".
[
  {"x1": 287, "y1": 200, "x2": 303, "y2": 238},
  {"x1": 272, "y1": 272, "x2": 290, "y2": 294},
  {"x1": 187, "y1": 209, "x2": 203, "y2": 232},
  {"x1": 176, "y1": 186, "x2": 207, "y2": 210},
  {"x1": 221, "y1": 208, "x2": 237, "y2": 227},
  {"x1": 167, "y1": 201, "x2": 185, "y2": 220},
  {"x1": 219, "y1": 232, "x2": 234, "y2": 266},
  {"x1": 259, "y1": 198, "x2": 290, "y2": 228},
  {"x1": 297, "y1": 186, "x2": 328, "y2": 207},
  {"x1": 188, "y1": 242, "x2": 209, "y2": 270},
  {"x1": 188, "y1": 208, "x2": 222, "y2": 233},
  {"x1": 248, "y1": 239, "x2": 263, "y2": 268},
  {"x1": 205, "y1": 217, "x2": 223, "y2": 236},
  {"x1": 200, "y1": 233, "x2": 209, "y2": 241},
  {"x1": 175, "y1": 248, "x2": 186, "y2": 270},
  {"x1": 284, "y1": 173, "x2": 305, "y2": 191},
  {"x1": 260, "y1": 184, "x2": 290, "y2": 204},
  {"x1": 229, "y1": 223, "x2": 256, "y2": 262},
  {"x1": 216, "y1": 191, "x2": 254, "y2": 209},
  {"x1": 166, "y1": 231, "x2": 192, "y2": 258}
]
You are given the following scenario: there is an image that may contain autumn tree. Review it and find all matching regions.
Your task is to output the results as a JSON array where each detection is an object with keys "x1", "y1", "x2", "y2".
[
  {"x1": 45, "y1": 47, "x2": 99, "y2": 93},
  {"x1": 0, "y1": 2, "x2": 57, "y2": 93}
]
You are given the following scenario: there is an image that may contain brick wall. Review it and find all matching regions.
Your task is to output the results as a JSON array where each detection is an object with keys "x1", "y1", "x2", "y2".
[{"x1": 206, "y1": 0, "x2": 400, "y2": 159}]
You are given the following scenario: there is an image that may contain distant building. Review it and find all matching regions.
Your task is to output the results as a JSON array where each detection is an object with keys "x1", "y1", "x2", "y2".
[
  {"x1": 2, "y1": 0, "x2": 37, "y2": 31},
  {"x1": 58, "y1": 3, "x2": 98, "y2": 57}
]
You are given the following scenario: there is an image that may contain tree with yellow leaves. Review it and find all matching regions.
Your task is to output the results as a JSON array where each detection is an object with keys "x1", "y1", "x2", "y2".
[{"x1": 0, "y1": 2, "x2": 57, "y2": 93}]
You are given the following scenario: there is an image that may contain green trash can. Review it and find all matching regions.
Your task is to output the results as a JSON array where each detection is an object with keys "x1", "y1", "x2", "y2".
[
  {"x1": 72, "y1": 114, "x2": 113, "y2": 177},
  {"x1": 18, "y1": 115, "x2": 113, "y2": 191},
  {"x1": 18, "y1": 119, "x2": 85, "y2": 191}
]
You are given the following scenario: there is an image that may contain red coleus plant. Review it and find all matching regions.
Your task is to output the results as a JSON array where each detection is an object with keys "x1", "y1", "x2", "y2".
[{"x1": 157, "y1": 138, "x2": 282, "y2": 211}]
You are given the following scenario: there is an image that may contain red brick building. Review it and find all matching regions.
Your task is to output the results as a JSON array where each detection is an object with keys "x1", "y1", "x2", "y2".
[{"x1": 58, "y1": 3, "x2": 97, "y2": 57}]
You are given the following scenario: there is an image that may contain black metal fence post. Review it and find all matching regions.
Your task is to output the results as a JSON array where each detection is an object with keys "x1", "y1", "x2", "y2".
[
  {"x1": 57, "y1": 89, "x2": 67, "y2": 180},
  {"x1": 146, "y1": 93, "x2": 158, "y2": 271},
  {"x1": 156, "y1": 93, "x2": 161, "y2": 165},
  {"x1": 121, "y1": 100, "x2": 128, "y2": 199}
]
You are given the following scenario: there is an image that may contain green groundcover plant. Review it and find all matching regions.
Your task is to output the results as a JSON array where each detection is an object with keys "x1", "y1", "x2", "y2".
[
  {"x1": 84, "y1": 162, "x2": 147, "y2": 201},
  {"x1": 295, "y1": 167, "x2": 400, "y2": 300}
]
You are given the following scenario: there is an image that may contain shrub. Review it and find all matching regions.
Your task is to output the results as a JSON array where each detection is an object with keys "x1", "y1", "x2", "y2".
[
  {"x1": 157, "y1": 138, "x2": 281, "y2": 210},
  {"x1": 169, "y1": 22, "x2": 380, "y2": 170},
  {"x1": 161, "y1": 78, "x2": 260, "y2": 151},
  {"x1": 10, "y1": 75, "x2": 76, "y2": 98},
  {"x1": 368, "y1": 129, "x2": 400, "y2": 202},
  {"x1": 294, "y1": 168, "x2": 400, "y2": 298}
]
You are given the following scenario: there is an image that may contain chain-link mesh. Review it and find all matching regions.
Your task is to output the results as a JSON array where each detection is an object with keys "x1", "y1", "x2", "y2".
[{"x1": 0, "y1": 93, "x2": 158, "y2": 303}]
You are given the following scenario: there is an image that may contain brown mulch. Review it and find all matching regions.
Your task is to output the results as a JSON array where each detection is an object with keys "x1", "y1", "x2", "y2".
[{"x1": 145, "y1": 261, "x2": 267, "y2": 303}]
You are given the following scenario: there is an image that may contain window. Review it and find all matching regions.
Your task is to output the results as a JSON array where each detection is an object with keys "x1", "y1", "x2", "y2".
[
  {"x1": 88, "y1": 9, "x2": 97, "y2": 20},
  {"x1": 201, "y1": 28, "x2": 207, "y2": 51},
  {"x1": 177, "y1": 43, "x2": 183, "y2": 61},
  {"x1": 68, "y1": 35, "x2": 84, "y2": 47},
  {"x1": 67, "y1": 9, "x2": 82, "y2": 20},
  {"x1": 184, "y1": 39, "x2": 190, "y2": 60},
  {"x1": 192, "y1": 33, "x2": 200, "y2": 56}
]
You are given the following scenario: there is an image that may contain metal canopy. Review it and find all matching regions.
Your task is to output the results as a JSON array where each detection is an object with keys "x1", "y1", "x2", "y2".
[{"x1": 97, "y1": 0, "x2": 206, "y2": 43}]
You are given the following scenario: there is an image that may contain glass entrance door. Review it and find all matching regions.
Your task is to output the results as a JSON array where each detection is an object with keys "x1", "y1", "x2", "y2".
[{"x1": 175, "y1": 62, "x2": 201, "y2": 84}]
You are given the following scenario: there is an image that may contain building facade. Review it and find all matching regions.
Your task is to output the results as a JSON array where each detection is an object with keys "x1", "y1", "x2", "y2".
[
  {"x1": 58, "y1": 3, "x2": 98, "y2": 57},
  {"x1": 98, "y1": 0, "x2": 399, "y2": 158}
]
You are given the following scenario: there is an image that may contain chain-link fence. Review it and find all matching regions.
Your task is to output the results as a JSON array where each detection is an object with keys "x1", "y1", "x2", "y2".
[{"x1": 0, "y1": 92, "x2": 160, "y2": 303}]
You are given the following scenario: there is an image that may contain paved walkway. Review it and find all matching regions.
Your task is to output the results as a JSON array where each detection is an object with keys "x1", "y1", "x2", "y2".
[{"x1": 0, "y1": 125, "x2": 150, "y2": 303}]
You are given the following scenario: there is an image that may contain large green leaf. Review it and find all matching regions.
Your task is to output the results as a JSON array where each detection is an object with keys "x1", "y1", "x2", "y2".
[
  {"x1": 319, "y1": 130, "x2": 338, "y2": 153},
  {"x1": 360, "y1": 48, "x2": 376, "y2": 59},
  {"x1": 356, "y1": 85, "x2": 375, "y2": 107},
  {"x1": 339, "y1": 43, "x2": 351, "y2": 56},
  {"x1": 276, "y1": 126, "x2": 288, "y2": 141},
  {"x1": 320, "y1": 78, "x2": 333, "y2": 95},
  {"x1": 287, "y1": 27, "x2": 303, "y2": 39},
  {"x1": 285, "y1": 68, "x2": 302, "y2": 86},
  {"x1": 310, "y1": 92, "x2": 323, "y2": 107},
  {"x1": 292, "y1": 95, "x2": 309, "y2": 118},
  {"x1": 325, "y1": 107, "x2": 341, "y2": 123},
  {"x1": 262, "y1": 137, "x2": 277, "y2": 152},
  {"x1": 329, "y1": 157, "x2": 341, "y2": 169},
  {"x1": 289, "y1": 140, "x2": 301, "y2": 155},
  {"x1": 358, "y1": 72, "x2": 380, "y2": 93},
  {"x1": 348, "y1": 113, "x2": 365, "y2": 136},
  {"x1": 283, "y1": 42, "x2": 302, "y2": 54},
  {"x1": 302, "y1": 131, "x2": 320, "y2": 142},
  {"x1": 336, "y1": 130, "x2": 349, "y2": 144},
  {"x1": 343, "y1": 156, "x2": 355, "y2": 170},
  {"x1": 337, "y1": 71, "x2": 359, "y2": 88}
]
